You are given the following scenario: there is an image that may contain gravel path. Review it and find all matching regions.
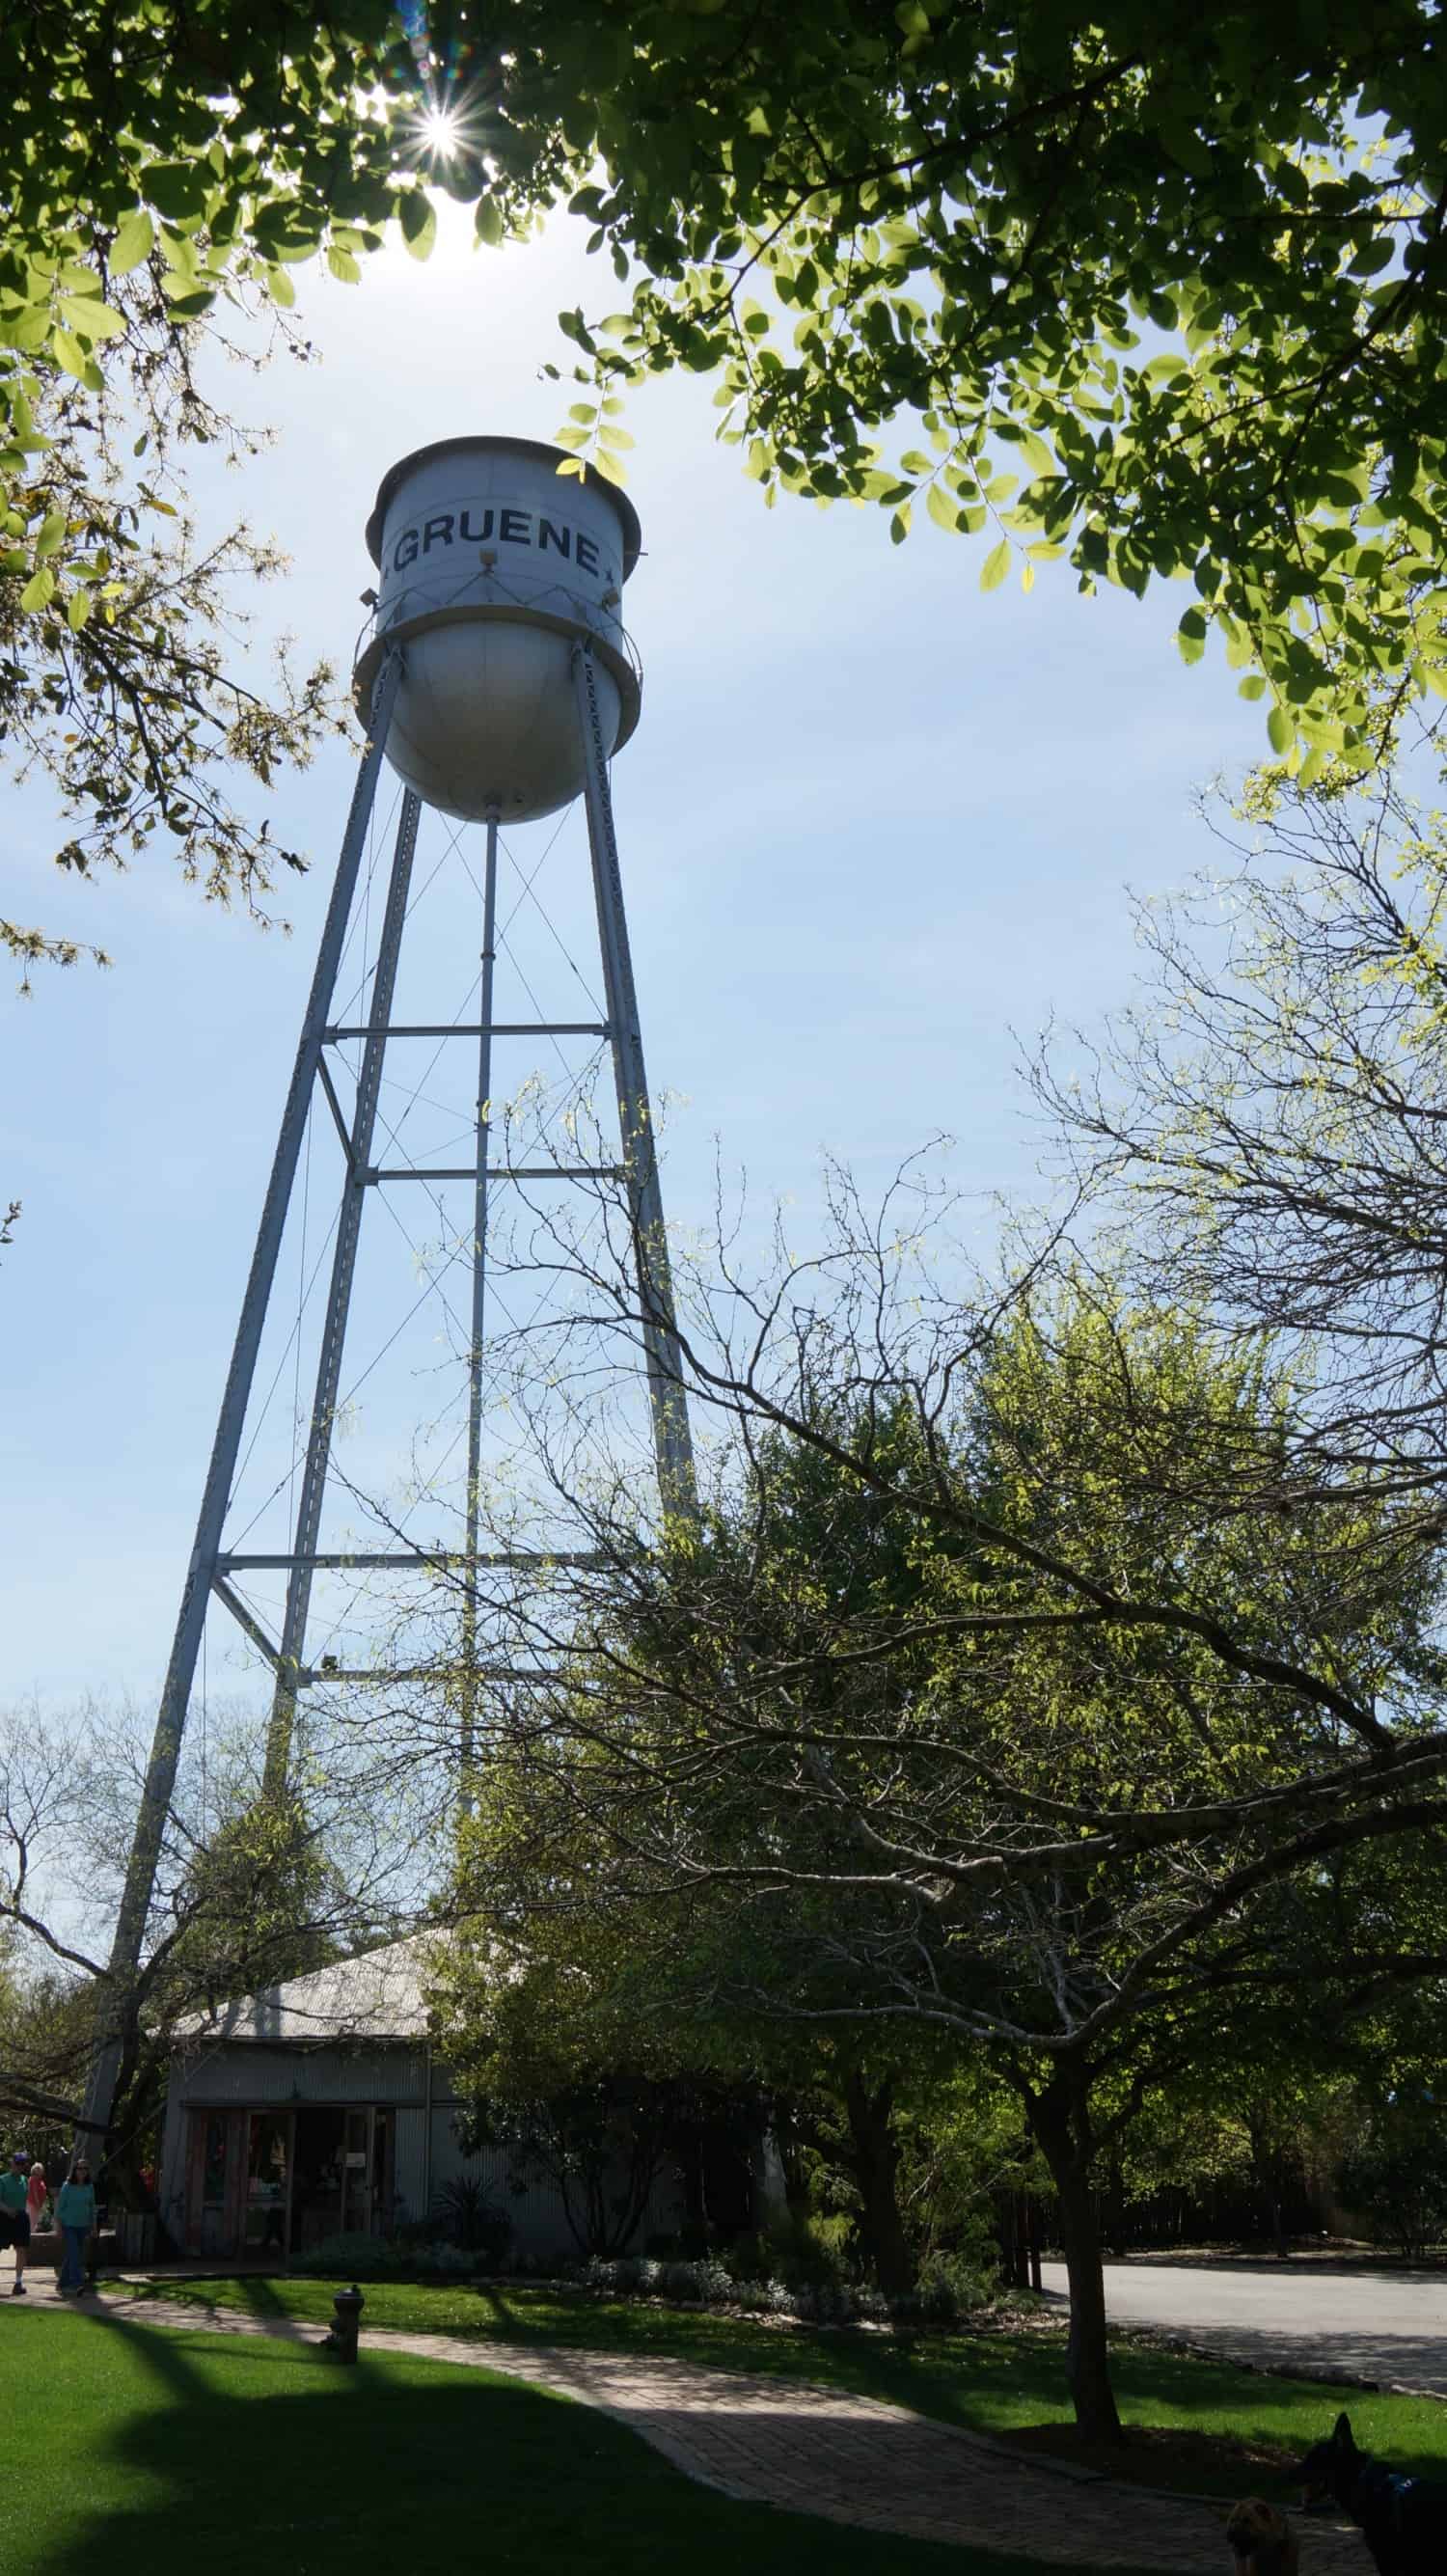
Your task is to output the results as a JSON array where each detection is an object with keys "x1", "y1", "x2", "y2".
[{"x1": 10, "y1": 2271, "x2": 1367, "y2": 2573}]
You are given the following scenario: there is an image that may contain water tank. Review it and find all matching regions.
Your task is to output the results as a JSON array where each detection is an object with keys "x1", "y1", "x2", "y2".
[{"x1": 353, "y1": 436, "x2": 643, "y2": 825}]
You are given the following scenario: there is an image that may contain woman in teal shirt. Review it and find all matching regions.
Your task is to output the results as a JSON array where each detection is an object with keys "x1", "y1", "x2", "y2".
[{"x1": 56, "y1": 2162, "x2": 96, "y2": 2295}]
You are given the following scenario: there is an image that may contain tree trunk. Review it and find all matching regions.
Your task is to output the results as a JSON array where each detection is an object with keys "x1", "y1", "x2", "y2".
[
  {"x1": 842, "y1": 2069, "x2": 915, "y2": 2297},
  {"x1": 1028, "y1": 2073, "x2": 1124, "y2": 2446}
]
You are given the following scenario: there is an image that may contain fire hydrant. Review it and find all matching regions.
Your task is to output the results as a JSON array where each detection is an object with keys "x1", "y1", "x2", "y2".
[{"x1": 319, "y1": 2282, "x2": 365, "y2": 2364}]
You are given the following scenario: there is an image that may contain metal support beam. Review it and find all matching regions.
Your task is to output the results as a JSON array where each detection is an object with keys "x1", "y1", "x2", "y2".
[
  {"x1": 309, "y1": 1663, "x2": 555, "y2": 1685},
  {"x1": 79, "y1": 647, "x2": 404, "y2": 2160},
  {"x1": 263, "y1": 787, "x2": 423, "y2": 1793},
  {"x1": 219, "y1": 1550, "x2": 598, "y2": 1573},
  {"x1": 210, "y1": 1576, "x2": 287, "y2": 1673},
  {"x1": 461, "y1": 809, "x2": 501, "y2": 1791},
  {"x1": 573, "y1": 644, "x2": 697, "y2": 1520},
  {"x1": 368, "y1": 1164, "x2": 624, "y2": 1184},
  {"x1": 326, "y1": 1022, "x2": 608, "y2": 1041},
  {"x1": 315, "y1": 1055, "x2": 355, "y2": 1161}
]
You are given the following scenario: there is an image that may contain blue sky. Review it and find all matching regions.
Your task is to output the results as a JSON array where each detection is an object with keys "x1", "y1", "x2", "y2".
[{"x1": 2, "y1": 204, "x2": 1267, "y2": 1706}]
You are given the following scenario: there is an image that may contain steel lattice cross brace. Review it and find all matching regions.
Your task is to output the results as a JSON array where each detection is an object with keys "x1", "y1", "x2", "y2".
[{"x1": 82, "y1": 439, "x2": 696, "y2": 2155}]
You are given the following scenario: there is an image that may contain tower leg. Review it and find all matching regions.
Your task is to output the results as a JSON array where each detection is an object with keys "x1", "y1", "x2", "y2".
[
  {"x1": 263, "y1": 787, "x2": 424, "y2": 1790},
  {"x1": 572, "y1": 644, "x2": 696, "y2": 1520},
  {"x1": 79, "y1": 652, "x2": 402, "y2": 2158},
  {"x1": 460, "y1": 808, "x2": 501, "y2": 1792}
]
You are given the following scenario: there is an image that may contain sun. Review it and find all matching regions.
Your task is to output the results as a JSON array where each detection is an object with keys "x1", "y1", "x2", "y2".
[{"x1": 418, "y1": 101, "x2": 461, "y2": 160}]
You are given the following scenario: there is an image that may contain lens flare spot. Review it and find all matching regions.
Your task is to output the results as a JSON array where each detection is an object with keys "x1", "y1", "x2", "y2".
[{"x1": 419, "y1": 103, "x2": 460, "y2": 157}]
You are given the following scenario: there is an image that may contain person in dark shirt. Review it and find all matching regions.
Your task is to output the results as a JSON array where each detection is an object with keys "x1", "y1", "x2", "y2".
[{"x1": 0, "y1": 2151, "x2": 32, "y2": 2294}]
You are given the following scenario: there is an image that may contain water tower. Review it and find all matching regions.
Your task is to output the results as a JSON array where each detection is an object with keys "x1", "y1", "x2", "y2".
[{"x1": 84, "y1": 436, "x2": 695, "y2": 2148}]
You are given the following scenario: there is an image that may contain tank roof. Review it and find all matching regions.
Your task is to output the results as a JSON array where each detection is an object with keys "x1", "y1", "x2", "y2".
[{"x1": 365, "y1": 435, "x2": 642, "y2": 576}]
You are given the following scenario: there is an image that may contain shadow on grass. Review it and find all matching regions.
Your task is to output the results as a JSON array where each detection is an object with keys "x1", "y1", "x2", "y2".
[
  {"x1": 25, "y1": 2315, "x2": 1132, "y2": 2576},
  {"x1": 104, "y1": 2275, "x2": 1447, "y2": 2503}
]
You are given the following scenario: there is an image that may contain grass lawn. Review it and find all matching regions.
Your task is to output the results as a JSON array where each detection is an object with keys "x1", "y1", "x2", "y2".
[
  {"x1": 8, "y1": 2304, "x2": 1149, "y2": 2576},
  {"x1": 126, "y1": 2272, "x2": 1447, "y2": 2503}
]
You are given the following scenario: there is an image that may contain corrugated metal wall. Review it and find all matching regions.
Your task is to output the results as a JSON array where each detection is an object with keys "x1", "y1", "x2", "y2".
[
  {"x1": 157, "y1": 2089, "x2": 188, "y2": 2249},
  {"x1": 393, "y1": 2108, "x2": 427, "y2": 2227},
  {"x1": 160, "y1": 2045, "x2": 687, "y2": 2262},
  {"x1": 171, "y1": 2044, "x2": 427, "y2": 2105},
  {"x1": 427, "y1": 2114, "x2": 688, "y2": 2260}
]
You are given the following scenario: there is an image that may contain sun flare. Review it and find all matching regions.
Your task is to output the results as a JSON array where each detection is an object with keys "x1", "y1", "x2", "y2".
[{"x1": 418, "y1": 102, "x2": 461, "y2": 159}]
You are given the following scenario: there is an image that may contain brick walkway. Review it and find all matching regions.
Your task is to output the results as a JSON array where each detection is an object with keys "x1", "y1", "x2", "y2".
[{"x1": 14, "y1": 2274, "x2": 1364, "y2": 2572}]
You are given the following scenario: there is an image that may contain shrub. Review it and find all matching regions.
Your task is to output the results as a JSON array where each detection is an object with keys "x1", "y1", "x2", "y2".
[
  {"x1": 1338, "y1": 2101, "x2": 1447, "y2": 2262},
  {"x1": 293, "y1": 2233, "x2": 410, "y2": 2280},
  {"x1": 291, "y1": 2233, "x2": 494, "y2": 2282},
  {"x1": 901, "y1": 2249, "x2": 989, "y2": 2324},
  {"x1": 725, "y1": 2210, "x2": 856, "y2": 2293},
  {"x1": 573, "y1": 2217, "x2": 1005, "y2": 2327},
  {"x1": 430, "y1": 2174, "x2": 513, "y2": 2263}
]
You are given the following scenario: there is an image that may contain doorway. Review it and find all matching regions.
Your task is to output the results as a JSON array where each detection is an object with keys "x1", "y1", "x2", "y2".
[{"x1": 188, "y1": 2103, "x2": 392, "y2": 2259}]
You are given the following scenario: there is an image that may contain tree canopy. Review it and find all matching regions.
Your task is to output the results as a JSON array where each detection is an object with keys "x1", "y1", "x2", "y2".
[
  {"x1": 3, "y1": 0, "x2": 1447, "y2": 899},
  {"x1": 441, "y1": 1284, "x2": 1447, "y2": 2433}
]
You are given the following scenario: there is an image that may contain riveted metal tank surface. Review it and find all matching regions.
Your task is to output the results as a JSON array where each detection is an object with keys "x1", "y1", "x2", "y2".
[{"x1": 354, "y1": 435, "x2": 643, "y2": 824}]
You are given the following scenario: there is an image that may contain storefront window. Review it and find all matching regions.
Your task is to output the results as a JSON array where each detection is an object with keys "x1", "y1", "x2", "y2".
[
  {"x1": 291, "y1": 2108, "x2": 347, "y2": 2251},
  {"x1": 243, "y1": 2112, "x2": 290, "y2": 2253},
  {"x1": 341, "y1": 2110, "x2": 370, "y2": 2235},
  {"x1": 371, "y1": 2110, "x2": 393, "y2": 2235},
  {"x1": 201, "y1": 2113, "x2": 229, "y2": 2212}
]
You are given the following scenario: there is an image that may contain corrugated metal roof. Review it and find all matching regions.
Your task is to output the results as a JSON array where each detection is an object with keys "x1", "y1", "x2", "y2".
[{"x1": 176, "y1": 1932, "x2": 442, "y2": 2047}]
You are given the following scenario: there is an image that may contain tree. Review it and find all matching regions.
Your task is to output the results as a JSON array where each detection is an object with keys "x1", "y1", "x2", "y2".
[
  {"x1": 437, "y1": 1926, "x2": 774, "y2": 2260},
  {"x1": 435, "y1": 1893, "x2": 949, "y2": 2291},
  {"x1": 1036, "y1": 756, "x2": 1447, "y2": 1500},
  {"x1": 0, "y1": 170, "x2": 344, "y2": 965},
  {"x1": 4, "y1": 0, "x2": 1447, "y2": 892},
  {"x1": 0, "y1": 1695, "x2": 418, "y2": 2190},
  {"x1": 524, "y1": 1, "x2": 1447, "y2": 765},
  {"x1": 438, "y1": 1263, "x2": 1447, "y2": 2440}
]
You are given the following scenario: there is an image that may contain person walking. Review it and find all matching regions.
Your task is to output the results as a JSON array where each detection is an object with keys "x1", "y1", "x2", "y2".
[
  {"x1": 56, "y1": 2162, "x2": 97, "y2": 2297},
  {"x1": 25, "y1": 2157, "x2": 48, "y2": 2238},
  {"x1": 0, "y1": 2151, "x2": 32, "y2": 2293}
]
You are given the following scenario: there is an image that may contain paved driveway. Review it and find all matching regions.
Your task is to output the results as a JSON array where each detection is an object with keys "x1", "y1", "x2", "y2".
[{"x1": 1041, "y1": 2258, "x2": 1447, "y2": 2395}]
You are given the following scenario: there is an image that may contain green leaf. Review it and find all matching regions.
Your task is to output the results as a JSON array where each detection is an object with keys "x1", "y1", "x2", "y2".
[
  {"x1": 0, "y1": 306, "x2": 50, "y2": 352},
  {"x1": 889, "y1": 503, "x2": 912, "y2": 543},
  {"x1": 475, "y1": 195, "x2": 505, "y2": 248},
  {"x1": 327, "y1": 245, "x2": 361, "y2": 285},
  {"x1": 19, "y1": 565, "x2": 55, "y2": 612},
  {"x1": 145, "y1": 162, "x2": 209, "y2": 223},
  {"x1": 67, "y1": 585, "x2": 92, "y2": 630},
  {"x1": 398, "y1": 193, "x2": 437, "y2": 261},
  {"x1": 979, "y1": 538, "x2": 1010, "y2": 591},
  {"x1": 266, "y1": 266, "x2": 296, "y2": 310},
  {"x1": 58, "y1": 295, "x2": 125, "y2": 340},
  {"x1": 110, "y1": 210, "x2": 154, "y2": 277},
  {"x1": 51, "y1": 330, "x2": 103, "y2": 390},
  {"x1": 926, "y1": 482, "x2": 959, "y2": 533},
  {"x1": 34, "y1": 509, "x2": 68, "y2": 558},
  {"x1": 1267, "y1": 705, "x2": 1295, "y2": 755}
]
